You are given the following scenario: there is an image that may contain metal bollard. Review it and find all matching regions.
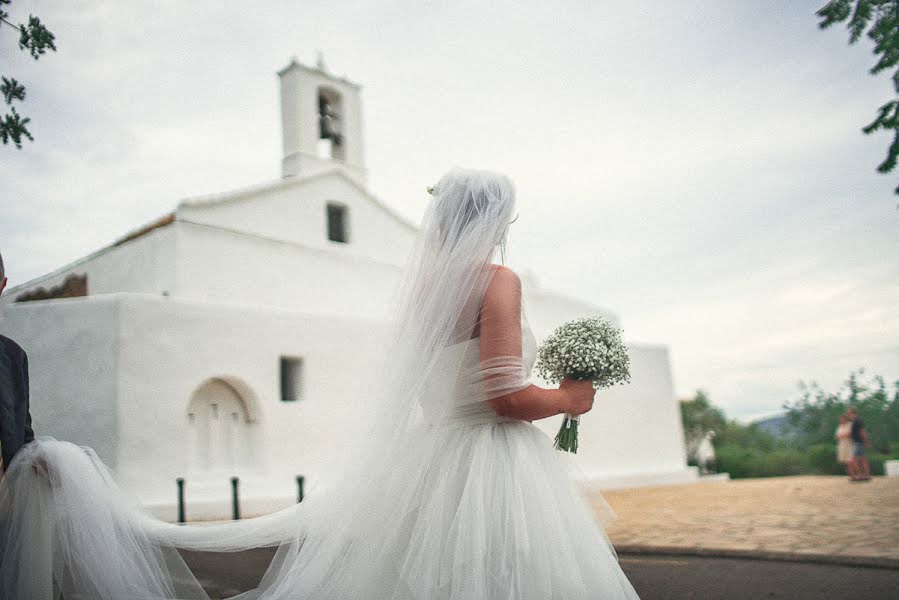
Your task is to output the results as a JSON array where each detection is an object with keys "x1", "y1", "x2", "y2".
[
  {"x1": 231, "y1": 476, "x2": 240, "y2": 520},
  {"x1": 176, "y1": 478, "x2": 186, "y2": 523},
  {"x1": 296, "y1": 475, "x2": 304, "y2": 503}
]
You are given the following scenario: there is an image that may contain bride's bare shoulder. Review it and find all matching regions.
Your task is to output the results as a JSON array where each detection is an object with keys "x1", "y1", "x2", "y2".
[
  {"x1": 485, "y1": 265, "x2": 521, "y2": 304},
  {"x1": 489, "y1": 264, "x2": 519, "y2": 279}
]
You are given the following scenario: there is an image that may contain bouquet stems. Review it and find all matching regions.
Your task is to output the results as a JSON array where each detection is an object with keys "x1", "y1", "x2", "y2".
[{"x1": 553, "y1": 413, "x2": 580, "y2": 453}]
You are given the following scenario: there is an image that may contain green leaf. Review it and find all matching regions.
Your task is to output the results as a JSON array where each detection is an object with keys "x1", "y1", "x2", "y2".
[
  {"x1": 847, "y1": 0, "x2": 874, "y2": 43},
  {"x1": 816, "y1": 0, "x2": 853, "y2": 29},
  {"x1": 817, "y1": 1, "x2": 899, "y2": 191},
  {"x1": 18, "y1": 14, "x2": 56, "y2": 60},
  {"x1": 875, "y1": 129, "x2": 899, "y2": 173},
  {"x1": 0, "y1": 106, "x2": 33, "y2": 148},
  {"x1": 1, "y1": 76, "x2": 26, "y2": 105}
]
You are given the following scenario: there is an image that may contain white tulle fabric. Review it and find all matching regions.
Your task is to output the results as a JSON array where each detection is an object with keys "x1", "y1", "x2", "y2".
[{"x1": 0, "y1": 168, "x2": 638, "y2": 599}]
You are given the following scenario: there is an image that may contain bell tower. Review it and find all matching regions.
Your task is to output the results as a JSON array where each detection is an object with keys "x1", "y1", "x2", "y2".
[{"x1": 278, "y1": 55, "x2": 367, "y2": 185}]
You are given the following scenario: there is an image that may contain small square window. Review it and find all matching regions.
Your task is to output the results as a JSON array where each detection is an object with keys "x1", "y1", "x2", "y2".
[
  {"x1": 327, "y1": 203, "x2": 348, "y2": 243},
  {"x1": 280, "y1": 357, "x2": 304, "y2": 402}
]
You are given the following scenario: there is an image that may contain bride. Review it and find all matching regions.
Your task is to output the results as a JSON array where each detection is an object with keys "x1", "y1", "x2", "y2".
[{"x1": 0, "y1": 168, "x2": 640, "y2": 599}]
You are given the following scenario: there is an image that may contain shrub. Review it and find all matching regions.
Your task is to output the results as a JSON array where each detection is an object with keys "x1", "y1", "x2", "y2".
[
  {"x1": 889, "y1": 442, "x2": 899, "y2": 459},
  {"x1": 868, "y1": 453, "x2": 889, "y2": 476},
  {"x1": 715, "y1": 444, "x2": 760, "y2": 479},
  {"x1": 757, "y1": 449, "x2": 805, "y2": 477},
  {"x1": 717, "y1": 445, "x2": 824, "y2": 478},
  {"x1": 805, "y1": 443, "x2": 842, "y2": 474}
]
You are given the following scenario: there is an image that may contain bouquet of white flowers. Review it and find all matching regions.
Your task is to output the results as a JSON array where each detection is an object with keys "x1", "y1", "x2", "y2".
[{"x1": 534, "y1": 317, "x2": 631, "y2": 453}]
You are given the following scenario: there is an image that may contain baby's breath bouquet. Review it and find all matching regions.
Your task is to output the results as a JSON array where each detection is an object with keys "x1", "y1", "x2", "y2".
[{"x1": 535, "y1": 317, "x2": 631, "y2": 453}]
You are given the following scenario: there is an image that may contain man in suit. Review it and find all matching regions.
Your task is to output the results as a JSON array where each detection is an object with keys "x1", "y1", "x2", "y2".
[
  {"x1": 847, "y1": 406, "x2": 872, "y2": 481},
  {"x1": 0, "y1": 251, "x2": 34, "y2": 475}
]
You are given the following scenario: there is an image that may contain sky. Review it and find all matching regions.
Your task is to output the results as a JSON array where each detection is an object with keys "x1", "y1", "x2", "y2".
[{"x1": 1, "y1": 1, "x2": 896, "y2": 421}]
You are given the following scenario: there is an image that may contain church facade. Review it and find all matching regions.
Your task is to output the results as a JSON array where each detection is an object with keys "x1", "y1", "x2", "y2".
[{"x1": 0, "y1": 60, "x2": 696, "y2": 520}]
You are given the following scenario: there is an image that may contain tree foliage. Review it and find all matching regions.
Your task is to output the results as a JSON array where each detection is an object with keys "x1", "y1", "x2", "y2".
[
  {"x1": 680, "y1": 390, "x2": 726, "y2": 449},
  {"x1": 0, "y1": 0, "x2": 56, "y2": 148},
  {"x1": 784, "y1": 369, "x2": 899, "y2": 454},
  {"x1": 817, "y1": 0, "x2": 899, "y2": 193},
  {"x1": 681, "y1": 390, "x2": 781, "y2": 470}
]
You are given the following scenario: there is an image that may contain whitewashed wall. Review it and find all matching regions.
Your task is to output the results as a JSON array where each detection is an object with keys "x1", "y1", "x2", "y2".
[
  {"x1": 114, "y1": 294, "x2": 385, "y2": 519},
  {"x1": 0, "y1": 297, "x2": 123, "y2": 467},
  {"x1": 521, "y1": 276, "x2": 693, "y2": 487},
  {"x1": 521, "y1": 273, "x2": 620, "y2": 333},
  {"x1": 2, "y1": 293, "x2": 387, "y2": 519},
  {"x1": 172, "y1": 221, "x2": 404, "y2": 319}
]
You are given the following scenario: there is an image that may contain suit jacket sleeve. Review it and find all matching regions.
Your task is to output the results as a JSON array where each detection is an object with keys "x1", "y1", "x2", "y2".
[{"x1": 23, "y1": 352, "x2": 33, "y2": 444}]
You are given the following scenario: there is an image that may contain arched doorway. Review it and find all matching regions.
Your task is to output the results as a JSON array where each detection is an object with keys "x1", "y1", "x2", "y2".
[{"x1": 186, "y1": 378, "x2": 255, "y2": 474}]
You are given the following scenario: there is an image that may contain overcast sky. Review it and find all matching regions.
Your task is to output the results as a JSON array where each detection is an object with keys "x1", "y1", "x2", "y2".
[{"x1": 2, "y1": 1, "x2": 896, "y2": 421}]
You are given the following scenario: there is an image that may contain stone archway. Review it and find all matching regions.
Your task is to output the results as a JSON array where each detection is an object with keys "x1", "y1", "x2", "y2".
[{"x1": 186, "y1": 378, "x2": 255, "y2": 474}]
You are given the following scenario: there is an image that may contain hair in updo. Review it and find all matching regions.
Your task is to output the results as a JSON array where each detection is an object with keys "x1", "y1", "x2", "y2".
[{"x1": 430, "y1": 168, "x2": 516, "y2": 257}]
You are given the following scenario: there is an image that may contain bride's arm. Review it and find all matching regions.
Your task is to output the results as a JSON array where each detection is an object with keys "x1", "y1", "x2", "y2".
[{"x1": 481, "y1": 268, "x2": 594, "y2": 421}]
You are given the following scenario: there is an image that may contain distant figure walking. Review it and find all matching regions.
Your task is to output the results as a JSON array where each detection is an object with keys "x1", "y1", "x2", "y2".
[
  {"x1": 0, "y1": 251, "x2": 35, "y2": 477},
  {"x1": 696, "y1": 431, "x2": 716, "y2": 475},
  {"x1": 835, "y1": 414, "x2": 853, "y2": 473},
  {"x1": 846, "y1": 407, "x2": 871, "y2": 482}
]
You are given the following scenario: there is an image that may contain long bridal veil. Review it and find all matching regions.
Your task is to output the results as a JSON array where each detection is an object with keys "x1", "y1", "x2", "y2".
[{"x1": 0, "y1": 168, "x2": 537, "y2": 599}]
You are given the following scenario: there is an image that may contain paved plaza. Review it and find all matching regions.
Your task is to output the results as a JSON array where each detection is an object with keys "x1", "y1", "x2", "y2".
[{"x1": 596, "y1": 475, "x2": 899, "y2": 566}]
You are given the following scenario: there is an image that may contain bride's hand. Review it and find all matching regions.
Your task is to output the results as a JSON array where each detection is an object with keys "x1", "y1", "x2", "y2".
[{"x1": 559, "y1": 378, "x2": 595, "y2": 416}]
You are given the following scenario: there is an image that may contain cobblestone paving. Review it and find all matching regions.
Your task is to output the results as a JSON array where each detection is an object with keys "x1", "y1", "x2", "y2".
[{"x1": 594, "y1": 476, "x2": 899, "y2": 562}]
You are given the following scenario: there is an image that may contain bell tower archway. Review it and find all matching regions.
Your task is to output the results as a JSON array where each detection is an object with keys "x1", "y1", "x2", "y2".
[{"x1": 278, "y1": 55, "x2": 366, "y2": 184}]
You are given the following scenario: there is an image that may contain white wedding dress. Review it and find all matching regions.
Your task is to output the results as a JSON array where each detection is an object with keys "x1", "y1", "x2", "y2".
[
  {"x1": 344, "y1": 321, "x2": 639, "y2": 599},
  {"x1": 0, "y1": 168, "x2": 639, "y2": 599}
]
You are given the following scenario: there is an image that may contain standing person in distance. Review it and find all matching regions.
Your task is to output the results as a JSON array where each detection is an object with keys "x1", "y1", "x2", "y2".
[
  {"x1": 835, "y1": 414, "x2": 853, "y2": 477},
  {"x1": 847, "y1": 407, "x2": 872, "y2": 481}
]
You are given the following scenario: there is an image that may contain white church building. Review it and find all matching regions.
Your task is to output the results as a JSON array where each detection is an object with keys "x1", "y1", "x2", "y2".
[{"x1": 0, "y1": 59, "x2": 696, "y2": 520}]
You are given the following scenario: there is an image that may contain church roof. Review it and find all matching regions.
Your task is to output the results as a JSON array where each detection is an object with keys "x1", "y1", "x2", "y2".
[
  {"x1": 176, "y1": 167, "x2": 417, "y2": 232},
  {"x1": 4, "y1": 169, "x2": 416, "y2": 300},
  {"x1": 105, "y1": 167, "x2": 416, "y2": 249},
  {"x1": 276, "y1": 58, "x2": 362, "y2": 89},
  {"x1": 113, "y1": 213, "x2": 176, "y2": 247}
]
